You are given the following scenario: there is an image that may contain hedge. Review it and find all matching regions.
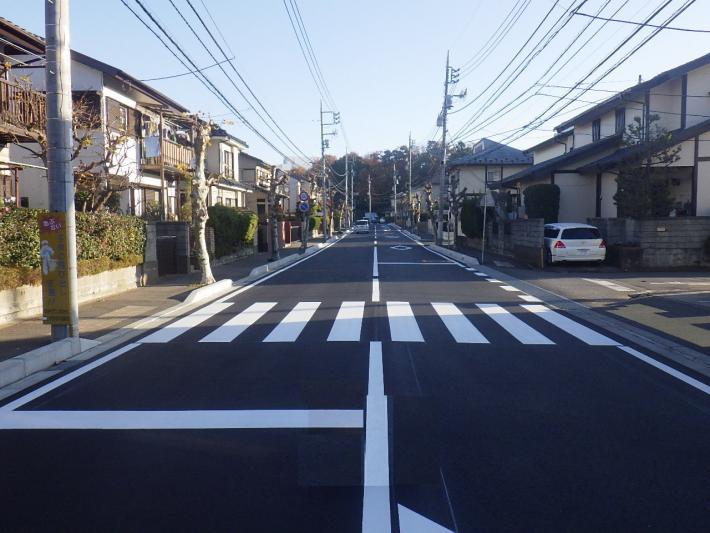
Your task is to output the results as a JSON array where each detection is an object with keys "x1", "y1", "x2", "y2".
[
  {"x1": 523, "y1": 184, "x2": 560, "y2": 223},
  {"x1": 0, "y1": 208, "x2": 146, "y2": 290},
  {"x1": 206, "y1": 206, "x2": 257, "y2": 258}
]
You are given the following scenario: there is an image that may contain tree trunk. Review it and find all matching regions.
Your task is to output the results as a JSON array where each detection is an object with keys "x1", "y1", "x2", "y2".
[{"x1": 191, "y1": 121, "x2": 215, "y2": 285}]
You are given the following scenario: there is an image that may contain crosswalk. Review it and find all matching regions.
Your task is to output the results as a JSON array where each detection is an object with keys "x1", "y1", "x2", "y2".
[{"x1": 138, "y1": 300, "x2": 620, "y2": 347}]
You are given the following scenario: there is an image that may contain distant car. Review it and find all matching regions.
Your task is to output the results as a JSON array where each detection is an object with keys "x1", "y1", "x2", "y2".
[
  {"x1": 544, "y1": 223, "x2": 606, "y2": 264},
  {"x1": 379, "y1": 218, "x2": 385, "y2": 223},
  {"x1": 354, "y1": 219, "x2": 370, "y2": 234}
]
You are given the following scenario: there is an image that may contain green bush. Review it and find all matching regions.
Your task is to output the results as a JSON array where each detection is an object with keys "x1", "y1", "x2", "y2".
[
  {"x1": 460, "y1": 198, "x2": 482, "y2": 239},
  {"x1": 523, "y1": 184, "x2": 560, "y2": 223},
  {"x1": 0, "y1": 208, "x2": 145, "y2": 269},
  {"x1": 0, "y1": 207, "x2": 146, "y2": 290},
  {"x1": 207, "y1": 206, "x2": 257, "y2": 258}
]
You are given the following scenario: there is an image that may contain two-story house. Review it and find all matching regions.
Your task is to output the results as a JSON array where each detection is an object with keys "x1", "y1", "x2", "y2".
[
  {"x1": 1, "y1": 17, "x2": 194, "y2": 219},
  {"x1": 204, "y1": 126, "x2": 251, "y2": 209},
  {"x1": 500, "y1": 51, "x2": 710, "y2": 221}
]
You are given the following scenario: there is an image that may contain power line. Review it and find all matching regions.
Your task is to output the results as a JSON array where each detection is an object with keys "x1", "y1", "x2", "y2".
[
  {"x1": 574, "y1": 10, "x2": 710, "y2": 32},
  {"x1": 139, "y1": 56, "x2": 234, "y2": 81}
]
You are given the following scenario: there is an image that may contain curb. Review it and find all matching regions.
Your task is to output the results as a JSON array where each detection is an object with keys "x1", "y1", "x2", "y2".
[
  {"x1": 0, "y1": 234, "x2": 348, "y2": 395},
  {"x1": 428, "y1": 244, "x2": 480, "y2": 266},
  {"x1": 473, "y1": 263, "x2": 710, "y2": 380}
]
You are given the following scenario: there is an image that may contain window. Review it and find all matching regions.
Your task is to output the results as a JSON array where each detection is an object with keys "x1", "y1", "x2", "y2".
[
  {"x1": 223, "y1": 149, "x2": 234, "y2": 177},
  {"x1": 225, "y1": 197, "x2": 234, "y2": 207},
  {"x1": 561, "y1": 227, "x2": 601, "y2": 239},
  {"x1": 106, "y1": 97, "x2": 129, "y2": 132},
  {"x1": 592, "y1": 119, "x2": 601, "y2": 142},
  {"x1": 20, "y1": 196, "x2": 29, "y2": 207},
  {"x1": 486, "y1": 168, "x2": 501, "y2": 183},
  {"x1": 544, "y1": 228, "x2": 560, "y2": 239},
  {"x1": 615, "y1": 108, "x2": 626, "y2": 134},
  {"x1": 216, "y1": 196, "x2": 223, "y2": 205}
]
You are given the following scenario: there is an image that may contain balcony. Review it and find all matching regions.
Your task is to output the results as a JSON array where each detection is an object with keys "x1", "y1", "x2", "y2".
[
  {"x1": 0, "y1": 78, "x2": 46, "y2": 142},
  {"x1": 142, "y1": 138, "x2": 195, "y2": 174}
]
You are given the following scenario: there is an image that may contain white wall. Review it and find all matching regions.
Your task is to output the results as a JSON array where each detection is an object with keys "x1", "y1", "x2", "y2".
[
  {"x1": 686, "y1": 63, "x2": 710, "y2": 128},
  {"x1": 649, "y1": 78, "x2": 682, "y2": 132},
  {"x1": 600, "y1": 172, "x2": 617, "y2": 218},
  {"x1": 534, "y1": 143, "x2": 566, "y2": 163},
  {"x1": 11, "y1": 58, "x2": 103, "y2": 92},
  {"x1": 556, "y1": 173, "x2": 596, "y2": 222}
]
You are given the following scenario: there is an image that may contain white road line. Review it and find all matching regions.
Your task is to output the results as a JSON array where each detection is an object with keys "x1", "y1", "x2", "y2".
[
  {"x1": 465, "y1": 267, "x2": 476, "y2": 271},
  {"x1": 398, "y1": 505, "x2": 454, "y2": 532},
  {"x1": 0, "y1": 409, "x2": 364, "y2": 430},
  {"x1": 362, "y1": 341, "x2": 391, "y2": 533},
  {"x1": 139, "y1": 302, "x2": 233, "y2": 343},
  {"x1": 432, "y1": 303, "x2": 489, "y2": 344},
  {"x1": 518, "y1": 294, "x2": 542, "y2": 303},
  {"x1": 373, "y1": 247, "x2": 379, "y2": 277},
  {"x1": 500, "y1": 285, "x2": 521, "y2": 292},
  {"x1": 328, "y1": 301, "x2": 365, "y2": 342},
  {"x1": 521, "y1": 305, "x2": 619, "y2": 346},
  {"x1": 617, "y1": 346, "x2": 710, "y2": 395},
  {"x1": 0, "y1": 343, "x2": 140, "y2": 412},
  {"x1": 486, "y1": 279, "x2": 503, "y2": 283},
  {"x1": 263, "y1": 302, "x2": 320, "y2": 342},
  {"x1": 583, "y1": 278, "x2": 634, "y2": 292},
  {"x1": 474, "y1": 272, "x2": 489, "y2": 277},
  {"x1": 477, "y1": 304, "x2": 554, "y2": 345},
  {"x1": 387, "y1": 302, "x2": 424, "y2": 342},
  {"x1": 372, "y1": 279, "x2": 381, "y2": 302},
  {"x1": 377, "y1": 262, "x2": 456, "y2": 265},
  {"x1": 199, "y1": 302, "x2": 276, "y2": 343}
]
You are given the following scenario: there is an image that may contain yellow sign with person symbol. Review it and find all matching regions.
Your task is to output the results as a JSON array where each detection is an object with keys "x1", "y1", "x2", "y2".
[{"x1": 39, "y1": 212, "x2": 71, "y2": 324}]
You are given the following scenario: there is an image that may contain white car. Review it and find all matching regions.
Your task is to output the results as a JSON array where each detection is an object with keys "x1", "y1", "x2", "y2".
[
  {"x1": 544, "y1": 223, "x2": 606, "y2": 264},
  {"x1": 354, "y1": 219, "x2": 370, "y2": 234}
]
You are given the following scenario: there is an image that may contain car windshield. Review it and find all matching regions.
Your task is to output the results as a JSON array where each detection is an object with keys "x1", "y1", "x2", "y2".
[{"x1": 561, "y1": 227, "x2": 601, "y2": 239}]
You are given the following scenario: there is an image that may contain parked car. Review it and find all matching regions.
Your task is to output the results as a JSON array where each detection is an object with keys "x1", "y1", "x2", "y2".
[
  {"x1": 544, "y1": 223, "x2": 606, "y2": 264},
  {"x1": 354, "y1": 219, "x2": 370, "y2": 234},
  {"x1": 379, "y1": 217, "x2": 385, "y2": 223}
]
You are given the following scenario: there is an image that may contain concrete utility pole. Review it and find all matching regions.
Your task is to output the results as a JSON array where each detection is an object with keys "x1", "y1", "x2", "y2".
[
  {"x1": 368, "y1": 173, "x2": 372, "y2": 214},
  {"x1": 393, "y1": 161, "x2": 397, "y2": 222},
  {"x1": 344, "y1": 150, "x2": 349, "y2": 228},
  {"x1": 350, "y1": 164, "x2": 354, "y2": 218},
  {"x1": 45, "y1": 0, "x2": 79, "y2": 341},
  {"x1": 408, "y1": 131, "x2": 412, "y2": 228},
  {"x1": 436, "y1": 51, "x2": 464, "y2": 245},
  {"x1": 319, "y1": 101, "x2": 339, "y2": 238}
]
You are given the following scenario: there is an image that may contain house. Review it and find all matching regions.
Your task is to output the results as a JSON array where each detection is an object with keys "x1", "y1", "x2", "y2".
[
  {"x1": 204, "y1": 126, "x2": 251, "y2": 209},
  {"x1": 0, "y1": 17, "x2": 47, "y2": 207},
  {"x1": 500, "y1": 51, "x2": 710, "y2": 221},
  {"x1": 448, "y1": 138, "x2": 532, "y2": 208},
  {"x1": 1, "y1": 17, "x2": 194, "y2": 219}
]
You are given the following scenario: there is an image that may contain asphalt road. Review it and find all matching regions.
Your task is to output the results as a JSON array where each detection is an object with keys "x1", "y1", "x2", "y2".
[{"x1": 1, "y1": 224, "x2": 708, "y2": 532}]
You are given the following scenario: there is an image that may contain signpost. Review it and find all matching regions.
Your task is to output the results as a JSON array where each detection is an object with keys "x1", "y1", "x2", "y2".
[
  {"x1": 298, "y1": 191, "x2": 311, "y2": 252},
  {"x1": 39, "y1": 212, "x2": 72, "y2": 324}
]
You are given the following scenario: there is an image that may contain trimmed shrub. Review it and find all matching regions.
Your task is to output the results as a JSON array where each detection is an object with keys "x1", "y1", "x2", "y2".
[
  {"x1": 0, "y1": 207, "x2": 146, "y2": 290},
  {"x1": 207, "y1": 206, "x2": 257, "y2": 258},
  {"x1": 523, "y1": 184, "x2": 560, "y2": 223}
]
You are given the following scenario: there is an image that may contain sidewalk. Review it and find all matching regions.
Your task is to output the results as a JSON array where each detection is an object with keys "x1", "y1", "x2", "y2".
[{"x1": 0, "y1": 241, "x2": 320, "y2": 362}]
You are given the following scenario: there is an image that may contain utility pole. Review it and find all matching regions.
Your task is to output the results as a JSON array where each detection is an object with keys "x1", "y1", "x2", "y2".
[
  {"x1": 319, "y1": 101, "x2": 339, "y2": 238},
  {"x1": 350, "y1": 164, "x2": 354, "y2": 219},
  {"x1": 344, "y1": 150, "x2": 349, "y2": 228},
  {"x1": 393, "y1": 161, "x2": 397, "y2": 222},
  {"x1": 435, "y1": 51, "x2": 464, "y2": 245},
  {"x1": 408, "y1": 131, "x2": 412, "y2": 228},
  {"x1": 368, "y1": 173, "x2": 372, "y2": 214},
  {"x1": 45, "y1": 0, "x2": 79, "y2": 341}
]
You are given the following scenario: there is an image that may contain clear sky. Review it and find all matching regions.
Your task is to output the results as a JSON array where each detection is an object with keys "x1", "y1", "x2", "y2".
[{"x1": 3, "y1": 1, "x2": 709, "y2": 165}]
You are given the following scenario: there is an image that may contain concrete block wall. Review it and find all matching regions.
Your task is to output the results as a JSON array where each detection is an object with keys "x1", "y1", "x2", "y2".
[{"x1": 484, "y1": 218, "x2": 544, "y2": 266}]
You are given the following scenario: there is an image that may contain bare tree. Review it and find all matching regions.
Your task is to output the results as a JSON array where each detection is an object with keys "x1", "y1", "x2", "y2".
[{"x1": 191, "y1": 119, "x2": 215, "y2": 284}]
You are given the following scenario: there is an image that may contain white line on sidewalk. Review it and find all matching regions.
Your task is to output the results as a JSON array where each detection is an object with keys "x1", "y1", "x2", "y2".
[
  {"x1": 263, "y1": 302, "x2": 320, "y2": 342},
  {"x1": 0, "y1": 409, "x2": 364, "y2": 430},
  {"x1": 328, "y1": 301, "x2": 366, "y2": 342},
  {"x1": 477, "y1": 304, "x2": 554, "y2": 345},
  {"x1": 387, "y1": 302, "x2": 424, "y2": 342},
  {"x1": 432, "y1": 303, "x2": 489, "y2": 344},
  {"x1": 199, "y1": 302, "x2": 276, "y2": 343},
  {"x1": 362, "y1": 341, "x2": 391, "y2": 533},
  {"x1": 139, "y1": 302, "x2": 233, "y2": 343},
  {"x1": 521, "y1": 304, "x2": 619, "y2": 346},
  {"x1": 583, "y1": 278, "x2": 634, "y2": 292}
]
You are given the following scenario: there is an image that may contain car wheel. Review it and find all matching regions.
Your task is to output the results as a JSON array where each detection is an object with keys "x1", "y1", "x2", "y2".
[{"x1": 544, "y1": 249, "x2": 553, "y2": 265}]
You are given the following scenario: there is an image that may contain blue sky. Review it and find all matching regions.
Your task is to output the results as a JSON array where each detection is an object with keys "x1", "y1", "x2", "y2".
[{"x1": 3, "y1": 1, "x2": 710, "y2": 165}]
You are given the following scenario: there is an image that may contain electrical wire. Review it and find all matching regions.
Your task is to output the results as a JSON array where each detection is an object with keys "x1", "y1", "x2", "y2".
[{"x1": 574, "y1": 10, "x2": 710, "y2": 32}]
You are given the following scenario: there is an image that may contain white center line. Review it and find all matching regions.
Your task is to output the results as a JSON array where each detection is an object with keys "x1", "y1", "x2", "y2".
[
  {"x1": 373, "y1": 247, "x2": 379, "y2": 277},
  {"x1": 372, "y1": 279, "x2": 381, "y2": 302},
  {"x1": 583, "y1": 278, "x2": 634, "y2": 292},
  {"x1": 328, "y1": 301, "x2": 365, "y2": 342},
  {"x1": 263, "y1": 302, "x2": 320, "y2": 342},
  {"x1": 362, "y1": 341, "x2": 392, "y2": 533}
]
